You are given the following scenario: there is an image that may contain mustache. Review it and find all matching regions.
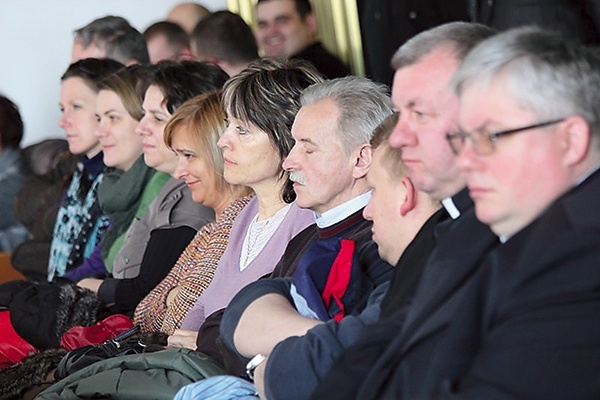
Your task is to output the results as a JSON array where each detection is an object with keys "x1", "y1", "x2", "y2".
[{"x1": 288, "y1": 170, "x2": 306, "y2": 185}]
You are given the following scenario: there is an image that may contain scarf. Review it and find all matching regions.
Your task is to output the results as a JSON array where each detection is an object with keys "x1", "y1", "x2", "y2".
[
  {"x1": 97, "y1": 156, "x2": 155, "y2": 262},
  {"x1": 47, "y1": 153, "x2": 108, "y2": 281}
]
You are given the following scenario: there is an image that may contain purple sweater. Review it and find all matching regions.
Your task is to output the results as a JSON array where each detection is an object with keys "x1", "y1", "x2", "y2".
[{"x1": 181, "y1": 197, "x2": 314, "y2": 330}]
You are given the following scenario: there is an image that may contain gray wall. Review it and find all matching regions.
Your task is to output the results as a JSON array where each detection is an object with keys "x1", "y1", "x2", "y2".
[{"x1": 0, "y1": 0, "x2": 227, "y2": 146}]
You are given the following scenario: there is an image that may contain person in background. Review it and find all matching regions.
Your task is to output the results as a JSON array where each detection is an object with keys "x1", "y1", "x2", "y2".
[
  {"x1": 144, "y1": 21, "x2": 192, "y2": 64},
  {"x1": 191, "y1": 10, "x2": 259, "y2": 77},
  {"x1": 166, "y1": 2, "x2": 212, "y2": 34},
  {"x1": 71, "y1": 16, "x2": 150, "y2": 65},
  {"x1": 135, "y1": 91, "x2": 253, "y2": 334},
  {"x1": 0, "y1": 95, "x2": 28, "y2": 251},
  {"x1": 255, "y1": 0, "x2": 350, "y2": 79}
]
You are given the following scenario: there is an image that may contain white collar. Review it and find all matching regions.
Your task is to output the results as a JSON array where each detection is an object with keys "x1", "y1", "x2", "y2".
[
  {"x1": 315, "y1": 191, "x2": 371, "y2": 228},
  {"x1": 441, "y1": 197, "x2": 461, "y2": 220}
]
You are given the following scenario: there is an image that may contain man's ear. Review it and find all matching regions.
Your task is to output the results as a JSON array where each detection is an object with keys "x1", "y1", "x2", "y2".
[
  {"x1": 400, "y1": 177, "x2": 416, "y2": 216},
  {"x1": 304, "y1": 13, "x2": 318, "y2": 38},
  {"x1": 353, "y1": 144, "x2": 372, "y2": 179},
  {"x1": 561, "y1": 115, "x2": 592, "y2": 167}
]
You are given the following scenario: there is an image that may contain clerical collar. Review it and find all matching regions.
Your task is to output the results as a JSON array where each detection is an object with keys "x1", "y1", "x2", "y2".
[
  {"x1": 441, "y1": 188, "x2": 473, "y2": 220},
  {"x1": 315, "y1": 191, "x2": 371, "y2": 228}
]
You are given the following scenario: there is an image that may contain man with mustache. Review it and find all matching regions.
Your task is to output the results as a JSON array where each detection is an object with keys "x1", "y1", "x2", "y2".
[{"x1": 192, "y1": 76, "x2": 394, "y2": 379}]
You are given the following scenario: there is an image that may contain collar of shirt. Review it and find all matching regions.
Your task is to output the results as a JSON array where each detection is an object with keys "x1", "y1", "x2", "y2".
[{"x1": 315, "y1": 191, "x2": 371, "y2": 228}]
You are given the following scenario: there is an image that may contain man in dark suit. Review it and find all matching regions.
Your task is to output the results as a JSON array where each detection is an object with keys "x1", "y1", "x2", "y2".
[
  {"x1": 255, "y1": 0, "x2": 350, "y2": 79},
  {"x1": 313, "y1": 27, "x2": 600, "y2": 399}
]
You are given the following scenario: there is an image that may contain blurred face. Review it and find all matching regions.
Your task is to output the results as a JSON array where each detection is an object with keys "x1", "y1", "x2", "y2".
[
  {"x1": 137, "y1": 85, "x2": 177, "y2": 174},
  {"x1": 171, "y1": 128, "x2": 222, "y2": 208},
  {"x1": 218, "y1": 115, "x2": 283, "y2": 191},
  {"x1": 95, "y1": 90, "x2": 143, "y2": 171},
  {"x1": 283, "y1": 99, "x2": 357, "y2": 214},
  {"x1": 389, "y1": 46, "x2": 464, "y2": 200},
  {"x1": 256, "y1": 0, "x2": 315, "y2": 58},
  {"x1": 363, "y1": 146, "x2": 407, "y2": 265},
  {"x1": 71, "y1": 40, "x2": 105, "y2": 63},
  {"x1": 456, "y1": 78, "x2": 572, "y2": 237},
  {"x1": 59, "y1": 77, "x2": 102, "y2": 157}
]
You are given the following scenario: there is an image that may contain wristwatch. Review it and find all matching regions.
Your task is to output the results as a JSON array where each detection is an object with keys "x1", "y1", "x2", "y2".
[{"x1": 246, "y1": 354, "x2": 266, "y2": 380}]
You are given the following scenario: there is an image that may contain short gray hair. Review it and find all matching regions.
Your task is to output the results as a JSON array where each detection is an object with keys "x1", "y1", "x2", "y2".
[
  {"x1": 300, "y1": 76, "x2": 393, "y2": 154},
  {"x1": 451, "y1": 26, "x2": 600, "y2": 139},
  {"x1": 391, "y1": 22, "x2": 495, "y2": 70}
]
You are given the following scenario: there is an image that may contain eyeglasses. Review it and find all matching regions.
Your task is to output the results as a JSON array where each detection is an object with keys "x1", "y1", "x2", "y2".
[{"x1": 445, "y1": 118, "x2": 566, "y2": 156}]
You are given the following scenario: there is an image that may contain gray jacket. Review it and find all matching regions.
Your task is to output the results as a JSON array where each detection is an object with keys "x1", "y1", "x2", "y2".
[{"x1": 112, "y1": 177, "x2": 214, "y2": 279}]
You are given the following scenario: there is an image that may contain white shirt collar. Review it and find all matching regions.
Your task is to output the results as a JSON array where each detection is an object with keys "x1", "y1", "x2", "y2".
[
  {"x1": 441, "y1": 197, "x2": 461, "y2": 220},
  {"x1": 315, "y1": 191, "x2": 371, "y2": 228}
]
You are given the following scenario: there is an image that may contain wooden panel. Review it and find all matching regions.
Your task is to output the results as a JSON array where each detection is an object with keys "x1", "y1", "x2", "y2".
[{"x1": 0, "y1": 252, "x2": 25, "y2": 283}]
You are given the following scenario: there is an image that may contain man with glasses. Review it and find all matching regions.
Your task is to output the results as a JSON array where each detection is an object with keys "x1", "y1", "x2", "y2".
[{"x1": 314, "y1": 26, "x2": 600, "y2": 399}]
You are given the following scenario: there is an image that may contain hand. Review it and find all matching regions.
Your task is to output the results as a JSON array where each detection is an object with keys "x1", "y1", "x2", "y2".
[
  {"x1": 77, "y1": 278, "x2": 103, "y2": 294},
  {"x1": 168, "y1": 329, "x2": 198, "y2": 349}
]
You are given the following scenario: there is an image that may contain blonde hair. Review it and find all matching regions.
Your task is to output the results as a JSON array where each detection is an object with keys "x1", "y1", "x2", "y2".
[{"x1": 165, "y1": 91, "x2": 251, "y2": 199}]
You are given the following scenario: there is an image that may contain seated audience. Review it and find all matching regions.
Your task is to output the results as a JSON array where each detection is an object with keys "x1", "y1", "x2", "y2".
[
  {"x1": 0, "y1": 95, "x2": 28, "y2": 251},
  {"x1": 144, "y1": 21, "x2": 192, "y2": 64},
  {"x1": 310, "y1": 25, "x2": 600, "y2": 400},
  {"x1": 256, "y1": 0, "x2": 350, "y2": 78},
  {"x1": 71, "y1": 15, "x2": 150, "y2": 65},
  {"x1": 165, "y1": 58, "x2": 322, "y2": 349},
  {"x1": 75, "y1": 61, "x2": 227, "y2": 315},
  {"x1": 190, "y1": 10, "x2": 259, "y2": 77},
  {"x1": 174, "y1": 112, "x2": 441, "y2": 400}
]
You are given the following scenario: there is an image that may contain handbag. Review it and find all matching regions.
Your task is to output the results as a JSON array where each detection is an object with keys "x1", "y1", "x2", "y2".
[{"x1": 55, "y1": 325, "x2": 144, "y2": 379}]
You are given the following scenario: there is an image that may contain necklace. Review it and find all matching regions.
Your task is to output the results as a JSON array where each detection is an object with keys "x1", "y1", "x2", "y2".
[{"x1": 242, "y1": 215, "x2": 271, "y2": 268}]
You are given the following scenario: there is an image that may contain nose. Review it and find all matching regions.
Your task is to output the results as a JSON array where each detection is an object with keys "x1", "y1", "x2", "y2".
[
  {"x1": 58, "y1": 110, "x2": 69, "y2": 129},
  {"x1": 95, "y1": 120, "x2": 109, "y2": 138},
  {"x1": 173, "y1": 157, "x2": 188, "y2": 180},
  {"x1": 217, "y1": 125, "x2": 235, "y2": 149},
  {"x1": 388, "y1": 114, "x2": 416, "y2": 149},
  {"x1": 455, "y1": 141, "x2": 483, "y2": 174},
  {"x1": 282, "y1": 145, "x2": 300, "y2": 171},
  {"x1": 136, "y1": 117, "x2": 151, "y2": 136}
]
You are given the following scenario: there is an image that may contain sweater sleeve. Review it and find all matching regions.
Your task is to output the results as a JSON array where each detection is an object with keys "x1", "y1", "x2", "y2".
[
  {"x1": 134, "y1": 225, "x2": 212, "y2": 333},
  {"x1": 264, "y1": 282, "x2": 389, "y2": 400},
  {"x1": 220, "y1": 278, "x2": 294, "y2": 354},
  {"x1": 97, "y1": 226, "x2": 196, "y2": 314},
  {"x1": 63, "y1": 241, "x2": 107, "y2": 282}
]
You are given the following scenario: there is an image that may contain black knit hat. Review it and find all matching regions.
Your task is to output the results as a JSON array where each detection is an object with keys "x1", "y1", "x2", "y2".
[{"x1": 9, "y1": 283, "x2": 102, "y2": 349}]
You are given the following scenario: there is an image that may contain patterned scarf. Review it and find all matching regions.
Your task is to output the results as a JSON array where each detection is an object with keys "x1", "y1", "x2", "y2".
[
  {"x1": 47, "y1": 157, "x2": 109, "y2": 281},
  {"x1": 97, "y1": 156, "x2": 155, "y2": 262}
]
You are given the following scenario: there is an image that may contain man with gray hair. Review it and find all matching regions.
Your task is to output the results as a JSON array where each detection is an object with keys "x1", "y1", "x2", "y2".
[
  {"x1": 174, "y1": 76, "x2": 395, "y2": 399},
  {"x1": 314, "y1": 26, "x2": 600, "y2": 399},
  {"x1": 71, "y1": 16, "x2": 150, "y2": 65}
]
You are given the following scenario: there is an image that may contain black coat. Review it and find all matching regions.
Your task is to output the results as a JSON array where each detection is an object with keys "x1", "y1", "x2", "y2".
[{"x1": 314, "y1": 170, "x2": 600, "y2": 399}]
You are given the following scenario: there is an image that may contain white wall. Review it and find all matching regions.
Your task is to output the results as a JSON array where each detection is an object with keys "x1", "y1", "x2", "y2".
[{"x1": 0, "y1": 0, "x2": 227, "y2": 146}]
